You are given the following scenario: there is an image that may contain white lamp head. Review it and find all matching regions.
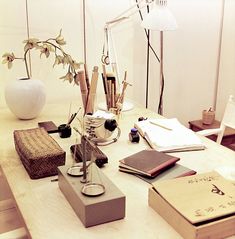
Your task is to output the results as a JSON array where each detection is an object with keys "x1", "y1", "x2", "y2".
[{"x1": 141, "y1": 0, "x2": 177, "y2": 31}]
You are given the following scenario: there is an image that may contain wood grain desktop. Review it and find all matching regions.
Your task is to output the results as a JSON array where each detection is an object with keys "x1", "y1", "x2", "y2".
[
  {"x1": 0, "y1": 166, "x2": 31, "y2": 238},
  {"x1": 1, "y1": 103, "x2": 235, "y2": 239}
]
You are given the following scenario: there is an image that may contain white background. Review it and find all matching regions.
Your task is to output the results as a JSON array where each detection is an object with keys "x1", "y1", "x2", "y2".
[{"x1": 0, "y1": 0, "x2": 234, "y2": 125}]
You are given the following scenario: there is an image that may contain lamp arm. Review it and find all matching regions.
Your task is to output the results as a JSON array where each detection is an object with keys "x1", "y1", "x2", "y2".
[
  {"x1": 102, "y1": 0, "x2": 155, "y2": 88},
  {"x1": 106, "y1": 16, "x2": 129, "y2": 26},
  {"x1": 105, "y1": 0, "x2": 154, "y2": 28}
]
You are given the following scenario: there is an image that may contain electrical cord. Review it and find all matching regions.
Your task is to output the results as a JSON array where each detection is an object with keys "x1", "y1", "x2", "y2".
[
  {"x1": 135, "y1": 0, "x2": 164, "y2": 114},
  {"x1": 135, "y1": 0, "x2": 160, "y2": 62}
]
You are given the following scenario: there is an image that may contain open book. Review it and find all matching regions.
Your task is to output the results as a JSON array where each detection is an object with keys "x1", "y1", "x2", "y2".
[{"x1": 134, "y1": 118, "x2": 205, "y2": 152}]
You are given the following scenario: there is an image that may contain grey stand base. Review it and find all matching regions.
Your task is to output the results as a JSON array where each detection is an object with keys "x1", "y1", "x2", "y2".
[{"x1": 58, "y1": 165, "x2": 126, "y2": 227}]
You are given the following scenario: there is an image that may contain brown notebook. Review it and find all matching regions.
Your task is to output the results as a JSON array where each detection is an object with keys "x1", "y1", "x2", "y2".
[
  {"x1": 119, "y1": 149, "x2": 180, "y2": 178},
  {"x1": 38, "y1": 121, "x2": 58, "y2": 133}
]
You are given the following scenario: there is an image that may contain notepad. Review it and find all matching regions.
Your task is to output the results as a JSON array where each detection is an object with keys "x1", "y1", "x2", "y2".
[
  {"x1": 119, "y1": 149, "x2": 180, "y2": 178},
  {"x1": 134, "y1": 118, "x2": 205, "y2": 152}
]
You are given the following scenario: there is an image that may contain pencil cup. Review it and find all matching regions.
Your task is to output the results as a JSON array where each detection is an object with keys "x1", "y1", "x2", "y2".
[
  {"x1": 202, "y1": 109, "x2": 215, "y2": 125},
  {"x1": 109, "y1": 107, "x2": 119, "y2": 115},
  {"x1": 58, "y1": 124, "x2": 71, "y2": 138}
]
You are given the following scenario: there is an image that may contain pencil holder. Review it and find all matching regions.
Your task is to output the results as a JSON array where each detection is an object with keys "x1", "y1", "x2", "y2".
[
  {"x1": 109, "y1": 107, "x2": 120, "y2": 115},
  {"x1": 58, "y1": 124, "x2": 71, "y2": 138},
  {"x1": 202, "y1": 109, "x2": 215, "y2": 125}
]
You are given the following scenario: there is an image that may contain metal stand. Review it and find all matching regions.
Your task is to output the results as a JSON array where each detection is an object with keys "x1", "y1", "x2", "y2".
[{"x1": 158, "y1": 31, "x2": 164, "y2": 115}]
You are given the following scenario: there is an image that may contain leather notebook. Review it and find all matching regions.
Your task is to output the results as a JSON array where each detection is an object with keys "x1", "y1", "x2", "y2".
[
  {"x1": 119, "y1": 149, "x2": 180, "y2": 178},
  {"x1": 38, "y1": 121, "x2": 58, "y2": 133}
]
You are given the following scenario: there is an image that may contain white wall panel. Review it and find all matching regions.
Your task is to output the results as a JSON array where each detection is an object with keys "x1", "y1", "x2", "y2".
[
  {"x1": 217, "y1": 0, "x2": 235, "y2": 120},
  {"x1": 0, "y1": 0, "x2": 228, "y2": 126}
]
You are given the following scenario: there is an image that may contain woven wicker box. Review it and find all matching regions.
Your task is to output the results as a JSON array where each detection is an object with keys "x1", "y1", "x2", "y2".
[{"x1": 14, "y1": 127, "x2": 66, "y2": 179}]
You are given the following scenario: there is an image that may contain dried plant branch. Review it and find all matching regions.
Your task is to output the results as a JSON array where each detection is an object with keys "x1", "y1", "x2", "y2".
[{"x1": 2, "y1": 29, "x2": 82, "y2": 85}]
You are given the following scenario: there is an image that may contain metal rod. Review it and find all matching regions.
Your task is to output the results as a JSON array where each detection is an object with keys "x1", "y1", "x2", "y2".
[
  {"x1": 146, "y1": 29, "x2": 150, "y2": 108},
  {"x1": 25, "y1": 0, "x2": 32, "y2": 77},
  {"x1": 213, "y1": 0, "x2": 225, "y2": 111},
  {"x1": 105, "y1": 1, "x2": 153, "y2": 28},
  {"x1": 81, "y1": 136, "x2": 87, "y2": 183},
  {"x1": 158, "y1": 31, "x2": 164, "y2": 115},
  {"x1": 82, "y1": 0, "x2": 87, "y2": 65}
]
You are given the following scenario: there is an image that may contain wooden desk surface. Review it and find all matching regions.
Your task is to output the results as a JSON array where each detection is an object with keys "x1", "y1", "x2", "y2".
[
  {"x1": 1, "y1": 104, "x2": 235, "y2": 239},
  {"x1": 0, "y1": 165, "x2": 31, "y2": 238}
]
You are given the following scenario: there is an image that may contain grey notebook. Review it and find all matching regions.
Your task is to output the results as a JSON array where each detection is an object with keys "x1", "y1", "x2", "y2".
[{"x1": 119, "y1": 163, "x2": 196, "y2": 184}]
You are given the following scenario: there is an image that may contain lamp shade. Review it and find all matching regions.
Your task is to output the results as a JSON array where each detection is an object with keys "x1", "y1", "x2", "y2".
[{"x1": 141, "y1": 0, "x2": 177, "y2": 31}]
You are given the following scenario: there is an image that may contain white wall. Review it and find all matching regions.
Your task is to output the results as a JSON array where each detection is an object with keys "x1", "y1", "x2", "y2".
[
  {"x1": 0, "y1": 0, "x2": 134, "y2": 108},
  {"x1": 217, "y1": 0, "x2": 235, "y2": 120},
  {"x1": 136, "y1": 0, "x2": 223, "y2": 125},
  {"x1": 0, "y1": 0, "x2": 231, "y2": 126},
  {"x1": 0, "y1": 0, "x2": 84, "y2": 106}
]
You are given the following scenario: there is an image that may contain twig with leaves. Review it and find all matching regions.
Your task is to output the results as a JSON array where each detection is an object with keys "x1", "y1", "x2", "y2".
[{"x1": 2, "y1": 30, "x2": 82, "y2": 84}]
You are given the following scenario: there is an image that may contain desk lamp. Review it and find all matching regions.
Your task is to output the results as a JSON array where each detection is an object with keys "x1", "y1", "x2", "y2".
[
  {"x1": 141, "y1": 0, "x2": 177, "y2": 115},
  {"x1": 99, "y1": 0, "x2": 156, "y2": 112}
]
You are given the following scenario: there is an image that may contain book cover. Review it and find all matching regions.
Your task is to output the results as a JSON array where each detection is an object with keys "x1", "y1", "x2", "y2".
[
  {"x1": 152, "y1": 171, "x2": 235, "y2": 224},
  {"x1": 134, "y1": 118, "x2": 205, "y2": 152},
  {"x1": 119, "y1": 163, "x2": 196, "y2": 183},
  {"x1": 119, "y1": 149, "x2": 180, "y2": 177},
  {"x1": 38, "y1": 121, "x2": 58, "y2": 133}
]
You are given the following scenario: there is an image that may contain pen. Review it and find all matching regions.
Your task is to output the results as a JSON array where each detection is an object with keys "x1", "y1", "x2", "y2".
[
  {"x1": 102, "y1": 64, "x2": 110, "y2": 109},
  {"x1": 77, "y1": 70, "x2": 88, "y2": 109},
  {"x1": 67, "y1": 107, "x2": 81, "y2": 126},
  {"x1": 149, "y1": 120, "x2": 172, "y2": 131},
  {"x1": 51, "y1": 178, "x2": 58, "y2": 182},
  {"x1": 85, "y1": 66, "x2": 99, "y2": 114},
  {"x1": 73, "y1": 127, "x2": 82, "y2": 136}
]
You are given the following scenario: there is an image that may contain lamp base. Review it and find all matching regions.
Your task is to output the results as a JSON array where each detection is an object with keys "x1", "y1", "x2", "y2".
[{"x1": 98, "y1": 101, "x2": 134, "y2": 112}]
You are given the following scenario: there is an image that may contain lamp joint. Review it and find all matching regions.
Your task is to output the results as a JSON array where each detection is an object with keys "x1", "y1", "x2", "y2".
[
  {"x1": 146, "y1": 0, "x2": 154, "y2": 3},
  {"x1": 158, "y1": 0, "x2": 167, "y2": 6}
]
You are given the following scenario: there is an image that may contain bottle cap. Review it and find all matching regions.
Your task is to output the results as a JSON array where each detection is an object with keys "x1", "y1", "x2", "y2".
[{"x1": 131, "y1": 128, "x2": 138, "y2": 133}]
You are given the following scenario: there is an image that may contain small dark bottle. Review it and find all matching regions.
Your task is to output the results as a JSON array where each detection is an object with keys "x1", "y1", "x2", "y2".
[
  {"x1": 129, "y1": 128, "x2": 140, "y2": 143},
  {"x1": 58, "y1": 124, "x2": 71, "y2": 138}
]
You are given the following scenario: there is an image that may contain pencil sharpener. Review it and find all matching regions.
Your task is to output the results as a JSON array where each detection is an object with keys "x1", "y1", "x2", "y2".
[{"x1": 58, "y1": 124, "x2": 71, "y2": 138}]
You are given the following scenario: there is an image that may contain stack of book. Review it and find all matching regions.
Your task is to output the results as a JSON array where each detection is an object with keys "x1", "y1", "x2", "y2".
[{"x1": 119, "y1": 149, "x2": 196, "y2": 182}]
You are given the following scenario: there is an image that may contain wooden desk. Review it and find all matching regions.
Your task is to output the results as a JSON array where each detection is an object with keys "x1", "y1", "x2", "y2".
[
  {"x1": 1, "y1": 104, "x2": 235, "y2": 239},
  {"x1": 0, "y1": 166, "x2": 31, "y2": 238},
  {"x1": 189, "y1": 119, "x2": 235, "y2": 149}
]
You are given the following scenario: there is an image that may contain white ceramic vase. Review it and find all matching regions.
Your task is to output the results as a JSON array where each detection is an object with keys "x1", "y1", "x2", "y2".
[{"x1": 5, "y1": 78, "x2": 46, "y2": 120}]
